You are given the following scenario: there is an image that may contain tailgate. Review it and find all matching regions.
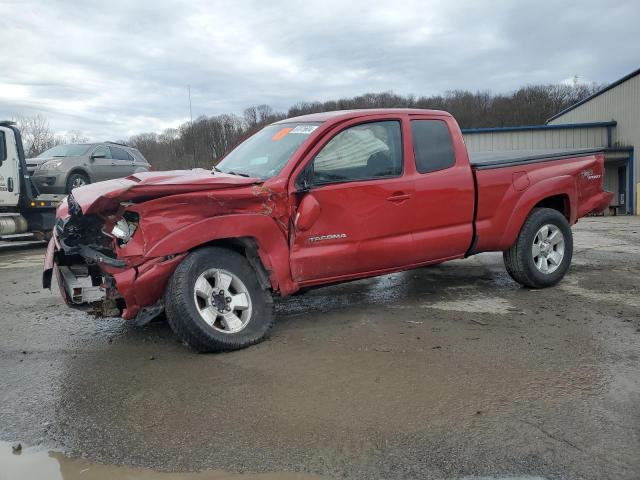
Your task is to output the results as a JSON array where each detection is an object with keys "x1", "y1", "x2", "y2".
[{"x1": 576, "y1": 153, "x2": 613, "y2": 216}]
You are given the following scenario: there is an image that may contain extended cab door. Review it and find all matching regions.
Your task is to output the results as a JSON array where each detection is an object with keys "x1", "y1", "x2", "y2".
[
  {"x1": 407, "y1": 116, "x2": 475, "y2": 261},
  {"x1": 290, "y1": 118, "x2": 419, "y2": 283}
]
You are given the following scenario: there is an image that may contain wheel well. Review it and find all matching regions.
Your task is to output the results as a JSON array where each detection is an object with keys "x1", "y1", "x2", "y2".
[
  {"x1": 534, "y1": 194, "x2": 570, "y2": 220},
  {"x1": 199, "y1": 237, "x2": 272, "y2": 291}
]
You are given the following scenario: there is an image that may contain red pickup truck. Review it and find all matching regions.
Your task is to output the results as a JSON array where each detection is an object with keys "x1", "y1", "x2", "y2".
[{"x1": 44, "y1": 109, "x2": 612, "y2": 352}]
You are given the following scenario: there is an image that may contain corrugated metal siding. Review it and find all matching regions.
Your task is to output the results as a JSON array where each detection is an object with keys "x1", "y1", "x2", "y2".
[
  {"x1": 463, "y1": 127, "x2": 610, "y2": 152},
  {"x1": 548, "y1": 73, "x2": 639, "y2": 212}
]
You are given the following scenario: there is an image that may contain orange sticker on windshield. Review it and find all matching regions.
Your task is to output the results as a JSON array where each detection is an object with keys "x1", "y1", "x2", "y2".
[{"x1": 272, "y1": 127, "x2": 293, "y2": 141}]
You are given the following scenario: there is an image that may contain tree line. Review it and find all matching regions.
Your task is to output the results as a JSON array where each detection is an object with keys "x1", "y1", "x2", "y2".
[
  {"x1": 18, "y1": 82, "x2": 601, "y2": 169},
  {"x1": 129, "y1": 83, "x2": 601, "y2": 170}
]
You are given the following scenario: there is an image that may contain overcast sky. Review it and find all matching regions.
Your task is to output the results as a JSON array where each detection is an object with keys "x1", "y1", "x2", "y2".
[{"x1": 1, "y1": 0, "x2": 638, "y2": 140}]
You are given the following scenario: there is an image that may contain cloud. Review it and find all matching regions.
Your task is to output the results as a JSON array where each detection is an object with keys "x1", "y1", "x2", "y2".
[{"x1": 1, "y1": 0, "x2": 638, "y2": 140}]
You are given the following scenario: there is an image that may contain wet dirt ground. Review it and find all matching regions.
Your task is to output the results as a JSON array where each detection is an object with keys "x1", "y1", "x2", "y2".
[{"x1": 1, "y1": 217, "x2": 639, "y2": 480}]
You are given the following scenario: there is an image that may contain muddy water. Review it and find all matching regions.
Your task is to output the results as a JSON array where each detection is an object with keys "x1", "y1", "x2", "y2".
[
  {"x1": 0, "y1": 442, "x2": 549, "y2": 480},
  {"x1": 0, "y1": 442, "x2": 329, "y2": 480}
]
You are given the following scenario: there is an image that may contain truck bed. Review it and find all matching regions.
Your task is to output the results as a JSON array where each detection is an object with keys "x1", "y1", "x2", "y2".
[{"x1": 469, "y1": 148, "x2": 604, "y2": 169}]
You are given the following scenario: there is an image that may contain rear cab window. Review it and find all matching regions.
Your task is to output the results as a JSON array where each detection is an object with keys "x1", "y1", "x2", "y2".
[{"x1": 411, "y1": 120, "x2": 455, "y2": 173}]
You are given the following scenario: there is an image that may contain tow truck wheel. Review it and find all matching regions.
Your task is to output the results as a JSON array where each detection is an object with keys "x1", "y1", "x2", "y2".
[
  {"x1": 165, "y1": 246, "x2": 274, "y2": 352},
  {"x1": 503, "y1": 207, "x2": 573, "y2": 288},
  {"x1": 66, "y1": 172, "x2": 89, "y2": 193}
]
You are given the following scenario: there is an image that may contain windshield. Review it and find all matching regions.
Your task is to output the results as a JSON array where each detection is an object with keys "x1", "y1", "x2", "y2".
[
  {"x1": 37, "y1": 144, "x2": 91, "y2": 158},
  {"x1": 216, "y1": 123, "x2": 320, "y2": 179}
]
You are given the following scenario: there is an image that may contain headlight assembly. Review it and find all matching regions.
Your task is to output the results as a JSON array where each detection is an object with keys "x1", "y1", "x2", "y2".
[
  {"x1": 39, "y1": 160, "x2": 64, "y2": 170},
  {"x1": 110, "y1": 212, "x2": 139, "y2": 245}
]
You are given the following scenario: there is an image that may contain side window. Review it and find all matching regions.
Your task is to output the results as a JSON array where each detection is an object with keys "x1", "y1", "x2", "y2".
[
  {"x1": 110, "y1": 146, "x2": 133, "y2": 161},
  {"x1": 130, "y1": 149, "x2": 146, "y2": 163},
  {"x1": 312, "y1": 121, "x2": 402, "y2": 185},
  {"x1": 0, "y1": 131, "x2": 6, "y2": 162},
  {"x1": 92, "y1": 145, "x2": 112, "y2": 159},
  {"x1": 411, "y1": 120, "x2": 455, "y2": 173}
]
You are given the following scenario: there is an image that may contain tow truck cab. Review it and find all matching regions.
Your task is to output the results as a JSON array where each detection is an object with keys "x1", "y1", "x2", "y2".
[{"x1": 0, "y1": 121, "x2": 65, "y2": 244}]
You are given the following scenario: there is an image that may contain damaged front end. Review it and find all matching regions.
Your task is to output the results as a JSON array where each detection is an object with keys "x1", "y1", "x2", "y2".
[
  {"x1": 43, "y1": 168, "x2": 285, "y2": 324},
  {"x1": 43, "y1": 194, "x2": 184, "y2": 324}
]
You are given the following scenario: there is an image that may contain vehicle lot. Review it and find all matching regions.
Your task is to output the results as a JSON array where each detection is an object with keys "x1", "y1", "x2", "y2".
[{"x1": 1, "y1": 216, "x2": 639, "y2": 479}]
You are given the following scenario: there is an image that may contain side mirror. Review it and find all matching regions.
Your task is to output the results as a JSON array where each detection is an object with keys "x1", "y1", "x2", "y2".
[{"x1": 295, "y1": 194, "x2": 321, "y2": 232}]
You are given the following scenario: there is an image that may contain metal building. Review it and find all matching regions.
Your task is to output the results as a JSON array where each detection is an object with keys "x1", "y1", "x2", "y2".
[{"x1": 463, "y1": 67, "x2": 639, "y2": 214}]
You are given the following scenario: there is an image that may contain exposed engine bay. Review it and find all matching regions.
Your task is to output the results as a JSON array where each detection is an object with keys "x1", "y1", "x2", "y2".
[{"x1": 48, "y1": 194, "x2": 130, "y2": 317}]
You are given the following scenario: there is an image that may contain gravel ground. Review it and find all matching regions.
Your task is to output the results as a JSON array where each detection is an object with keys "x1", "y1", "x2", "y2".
[{"x1": 1, "y1": 216, "x2": 639, "y2": 480}]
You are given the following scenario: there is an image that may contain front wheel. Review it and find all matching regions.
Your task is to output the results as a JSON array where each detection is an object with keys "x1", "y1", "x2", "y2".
[
  {"x1": 66, "y1": 172, "x2": 89, "y2": 193},
  {"x1": 165, "y1": 247, "x2": 274, "y2": 352},
  {"x1": 503, "y1": 207, "x2": 573, "y2": 288}
]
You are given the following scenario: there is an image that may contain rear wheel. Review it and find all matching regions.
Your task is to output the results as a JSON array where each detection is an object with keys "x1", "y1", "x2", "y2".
[
  {"x1": 503, "y1": 207, "x2": 573, "y2": 288},
  {"x1": 165, "y1": 247, "x2": 274, "y2": 352},
  {"x1": 66, "y1": 172, "x2": 89, "y2": 193}
]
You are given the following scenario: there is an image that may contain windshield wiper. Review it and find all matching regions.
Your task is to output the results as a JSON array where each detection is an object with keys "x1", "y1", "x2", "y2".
[
  {"x1": 225, "y1": 170, "x2": 251, "y2": 177},
  {"x1": 212, "y1": 167, "x2": 252, "y2": 177}
]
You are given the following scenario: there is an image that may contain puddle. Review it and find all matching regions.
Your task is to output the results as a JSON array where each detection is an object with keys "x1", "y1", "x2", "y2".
[
  {"x1": 0, "y1": 442, "x2": 330, "y2": 480},
  {"x1": 0, "y1": 441, "x2": 553, "y2": 480},
  {"x1": 559, "y1": 278, "x2": 640, "y2": 308}
]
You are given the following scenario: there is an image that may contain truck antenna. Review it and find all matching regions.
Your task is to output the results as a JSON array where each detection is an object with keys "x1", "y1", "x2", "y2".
[{"x1": 188, "y1": 84, "x2": 196, "y2": 169}]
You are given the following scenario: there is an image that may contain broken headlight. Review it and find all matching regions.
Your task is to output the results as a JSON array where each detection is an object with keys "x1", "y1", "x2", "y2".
[{"x1": 110, "y1": 212, "x2": 139, "y2": 245}]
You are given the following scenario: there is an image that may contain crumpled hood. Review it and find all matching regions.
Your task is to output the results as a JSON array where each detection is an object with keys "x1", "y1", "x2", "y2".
[{"x1": 71, "y1": 168, "x2": 260, "y2": 215}]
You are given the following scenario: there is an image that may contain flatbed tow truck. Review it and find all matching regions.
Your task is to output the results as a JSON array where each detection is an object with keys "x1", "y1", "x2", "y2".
[{"x1": 0, "y1": 121, "x2": 65, "y2": 248}]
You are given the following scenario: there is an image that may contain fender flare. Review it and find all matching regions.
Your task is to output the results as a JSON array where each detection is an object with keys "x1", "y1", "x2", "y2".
[
  {"x1": 145, "y1": 214, "x2": 296, "y2": 294},
  {"x1": 498, "y1": 175, "x2": 577, "y2": 250}
]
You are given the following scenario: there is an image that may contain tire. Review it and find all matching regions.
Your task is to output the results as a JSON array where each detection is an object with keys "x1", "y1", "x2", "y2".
[
  {"x1": 66, "y1": 172, "x2": 90, "y2": 193},
  {"x1": 503, "y1": 207, "x2": 573, "y2": 288},
  {"x1": 165, "y1": 247, "x2": 274, "y2": 352}
]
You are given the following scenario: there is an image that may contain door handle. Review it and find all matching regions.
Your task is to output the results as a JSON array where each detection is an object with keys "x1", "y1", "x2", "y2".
[{"x1": 386, "y1": 192, "x2": 411, "y2": 203}]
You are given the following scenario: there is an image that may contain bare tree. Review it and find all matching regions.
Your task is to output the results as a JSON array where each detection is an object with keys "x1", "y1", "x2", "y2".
[
  {"x1": 62, "y1": 130, "x2": 89, "y2": 144},
  {"x1": 15, "y1": 114, "x2": 61, "y2": 157},
  {"x1": 243, "y1": 106, "x2": 259, "y2": 129}
]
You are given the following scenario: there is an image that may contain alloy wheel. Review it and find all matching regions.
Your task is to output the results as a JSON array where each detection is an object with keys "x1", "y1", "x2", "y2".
[
  {"x1": 192, "y1": 268, "x2": 252, "y2": 333},
  {"x1": 532, "y1": 224, "x2": 565, "y2": 274}
]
